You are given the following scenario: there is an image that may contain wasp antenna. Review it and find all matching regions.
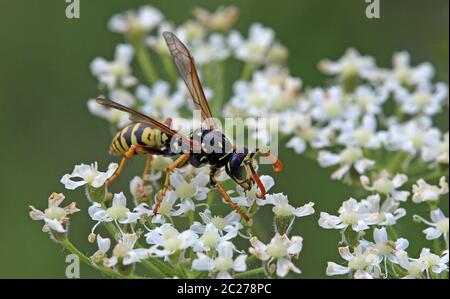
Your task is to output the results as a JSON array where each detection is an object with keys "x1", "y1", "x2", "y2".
[
  {"x1": 96, "y1": 97, "x2": 112, "y2": 105},
  {"x1": 258, "y1": 149, "x2": 283, "y2": 173}
]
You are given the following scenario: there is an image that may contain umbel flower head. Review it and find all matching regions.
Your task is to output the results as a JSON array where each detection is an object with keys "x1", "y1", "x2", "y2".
[
  {"x1": 326, "y1": 245, "x2": 382, "y2": 279},
  {"x1": 108, "y1": 5, "x2": 164, "y2": 34},
  {"x1": 61, "y1": 162, "x2": 118, "y2": 190},
  {"x1": 27, "y1": 4, "x2": 449, "y2": 280},
  {"x1": 61, "y1": 162, "x2": 118, "y2": 202},
  {"x1": 249, "y1": 234, "x2": 303, "y2": 277},
  {"x1": 29, "y1": 192, "x2": 79, "y2": 240},
  {"x1": 192, "y1": 241, "x2": 247, "y2": 279},
  {"x1": 412, "y1": 176, "x2": 448, "y2": 203}
]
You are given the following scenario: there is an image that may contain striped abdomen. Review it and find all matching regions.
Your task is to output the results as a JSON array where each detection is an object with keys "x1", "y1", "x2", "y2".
[{"x1": 109, "y1": 123, "x2": 172, "y2": 156}]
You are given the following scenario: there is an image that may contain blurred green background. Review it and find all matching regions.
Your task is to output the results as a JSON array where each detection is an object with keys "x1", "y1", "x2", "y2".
[{"x1": 0, "y1": 0, "x2": 448, "y2": 278}]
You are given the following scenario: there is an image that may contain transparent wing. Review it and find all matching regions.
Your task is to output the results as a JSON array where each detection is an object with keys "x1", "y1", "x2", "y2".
[
  {"x1": 163, "y1": 31, "x2": 218, "y2": 130},
  {"x1": 96, "y1": 98, "x2": 194, "y2": 148}
]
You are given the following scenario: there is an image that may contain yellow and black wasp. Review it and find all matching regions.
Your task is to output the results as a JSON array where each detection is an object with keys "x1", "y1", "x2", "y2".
[{"x1": 96, "y1": 32, "x2": 282, "y2": 222}]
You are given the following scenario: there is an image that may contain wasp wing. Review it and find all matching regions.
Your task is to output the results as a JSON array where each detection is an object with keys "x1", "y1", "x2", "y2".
[
  {"x1": 96, "y1": 98, "x2": 195, "y2": 149},
  {"x1": 163, "y1": 31, "x2": 218, "y2": 130}
]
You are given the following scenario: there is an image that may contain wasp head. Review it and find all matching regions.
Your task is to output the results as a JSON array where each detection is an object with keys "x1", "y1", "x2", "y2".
[
  {"x1": 226, "y1": 148, "x2": 282, "y2": 199},
  {"x1": 226, "y1": 150, "x2": 256, "y2": 192}
]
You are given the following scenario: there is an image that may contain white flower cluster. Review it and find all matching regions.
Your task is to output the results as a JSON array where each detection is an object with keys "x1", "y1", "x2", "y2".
[
  {"x1": 28, "y1": 5, "x2": 448, "y2": 279},
  {"x1": 29, "y1": 6, "x2": 314, "y2": 279},
  {"x1": 37, "y1": 160, "x2": 312, "y2": 278},
  {"x1": 319, "y1": 176, "x2": 449, "y2": 279},
  {"x1": 221, "y1": 33, "x2": 449, "y2": 279},
  {"x1": 225, "y1": 49, "x2": 448, "y2": 182}
]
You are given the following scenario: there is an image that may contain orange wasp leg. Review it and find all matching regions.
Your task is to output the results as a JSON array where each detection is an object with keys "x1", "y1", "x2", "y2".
[
  {"x1": 142, "y1": 154, "x2": 153, "y2": 181},
  {"x1": 152, "y1": 153, "x2": 191, "y2": 215},
  {"x1": 107, "y1": 145, "x2": 160, "y2": 185},
  {"x1": 212, "y1": 178, "x2": 251, "y2": 224},
  {"x1": 258, "y1": 149, "x2": 283, "y2": 173}
]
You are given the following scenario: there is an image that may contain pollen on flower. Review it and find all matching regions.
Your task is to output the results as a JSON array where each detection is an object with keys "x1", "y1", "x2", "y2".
[
  {"x1": 210, "y1": 216, "x2": 228, "y2": 231},
  {"x1": 107, "y1": 205, "x2": 130, "y2": 220},
  {"x1": 436, "y1": 218, "x2": 449, "y2": 234},
  {"x1": 373, "y1": 178, "x2": 395, "y2": 194},
  {"x1": 200, "y1": 230, "x2": 220, "y2": 247},
  {"x1": 266, "y1": 242, "x2": 288, "y2": 258},
  {"x1": 175, "y1": 182, "x2": 197, "y2": 199},
  {"x1": 273, "y1": 203, "x2": 296, "y2": 217},
  {"x1": 340, "y1": 147, "x2": 363, "y2": 164}
]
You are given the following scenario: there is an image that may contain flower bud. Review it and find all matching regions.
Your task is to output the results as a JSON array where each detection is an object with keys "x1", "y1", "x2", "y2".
[
  {"x1": 267, "y1": 43, "x2": 288, "y2": 64},
  {"x1": 88, "y1": 233, "x2": 96, "y2": 243}
]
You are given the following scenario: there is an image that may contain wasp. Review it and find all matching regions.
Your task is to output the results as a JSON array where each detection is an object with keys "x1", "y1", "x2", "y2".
[{"x1": 96, "y1": 32, "x2": 282, "y2": 222}]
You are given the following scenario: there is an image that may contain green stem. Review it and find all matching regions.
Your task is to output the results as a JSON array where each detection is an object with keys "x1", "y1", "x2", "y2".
[
  {"x1": 61, "y1": 239, "x2": 139, "y2": 279},
  {"x1": 101, "y1": 220, "x2": 172, "y2": 278},
  {"x1": 240, "y1": 62, "x2": 257, "y2": 81},
  {"x1": 387, "y1": 226, "x2": 399, "y2": 240},
  {"x1": 235, "y1": 267, "x2": 265, "y2": 278},
  {"x1": 127, "y1": 32, "x2": 158, "y2": 85},
  {"x1": 103, "y1": 222, "x2": 119, "y2": 241},
  {"x1": 142, "y1": 257, "x2": 174, "y2": 278},
  {"x1": 386, "y1": 151, "x2": 407, "y2": 173},
  {"x1": 173, "y1": 264, "x2": 188, "y2": 279},
  {"x1": 206, "y1": 191, "x2": 215, "y2": 208},
  {"x1": 246, "y1": 255, "x2": 258, "y2": 265},
  {"x1": 211, "y1": 61, "x2": 226, "y2": 117},
  {"x1": 136, "y1": 44, "x2": 159, "y2": 85},
  {"x1": 161, "y1": 53, "x2": 179, "y2": 86},
  {"x1": 134, "y1": 241, "x2": 176, "y2": 278}
]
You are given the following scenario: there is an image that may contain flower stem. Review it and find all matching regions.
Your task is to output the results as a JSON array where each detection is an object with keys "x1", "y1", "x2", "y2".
[
  {"x1": 240, "y1": 62, "x2": 257, "y2": 81},
  {"x1": 100, "y1": 220, "x2": 173, "y2": 278},
  {"x1": 235, "y1": 267, "x2": 265, "y2": 278},
  {"x1": 135, "y1": 241, "x2": 177, "y2": 278},
  {"x1": 211, "y1": 60, "x2": 226, "y2": 117},
  {"x1": 61, "y1": 239, "x2": 139, "y2": 279},
  {"x1": 136, "y1": 44, "x2": 159, "y2": 85},
  {"x1": 387, "y1": 226, "x2": 399, "y2": 240},
  {"x1": 386, "y1": 151, "x2": 407, "y2": 174},
  {"x1": 127, "y1": 32, "x2": 158, "y2": 85},
  {"x1": 161, "y1": 53, "x2": 178, "y2": 86}
]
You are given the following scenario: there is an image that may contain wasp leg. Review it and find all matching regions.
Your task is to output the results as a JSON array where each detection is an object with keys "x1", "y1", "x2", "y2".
[
  {"x1": 212, "y1": 178, "x2": 251, "y2": 223},
  {"x1": 142, "y1": 155, "x2": 153, "y2": 181},
  {"x1": 107, "y1": 145, "x2": 159, "y2": 185},
  {"x1": 152, "y1": 153, "x2": 190, "y2": 215}
]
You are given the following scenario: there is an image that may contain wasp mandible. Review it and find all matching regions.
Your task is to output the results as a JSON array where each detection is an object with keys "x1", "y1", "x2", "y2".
[{"x1": 96, "y1": 32, "x2": 283, "y2": 222}]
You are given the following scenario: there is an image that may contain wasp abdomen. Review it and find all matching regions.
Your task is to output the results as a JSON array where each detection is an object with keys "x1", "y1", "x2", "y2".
[{"x1": 109, "y1": 123, "x2": 172, "y2": 156}]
